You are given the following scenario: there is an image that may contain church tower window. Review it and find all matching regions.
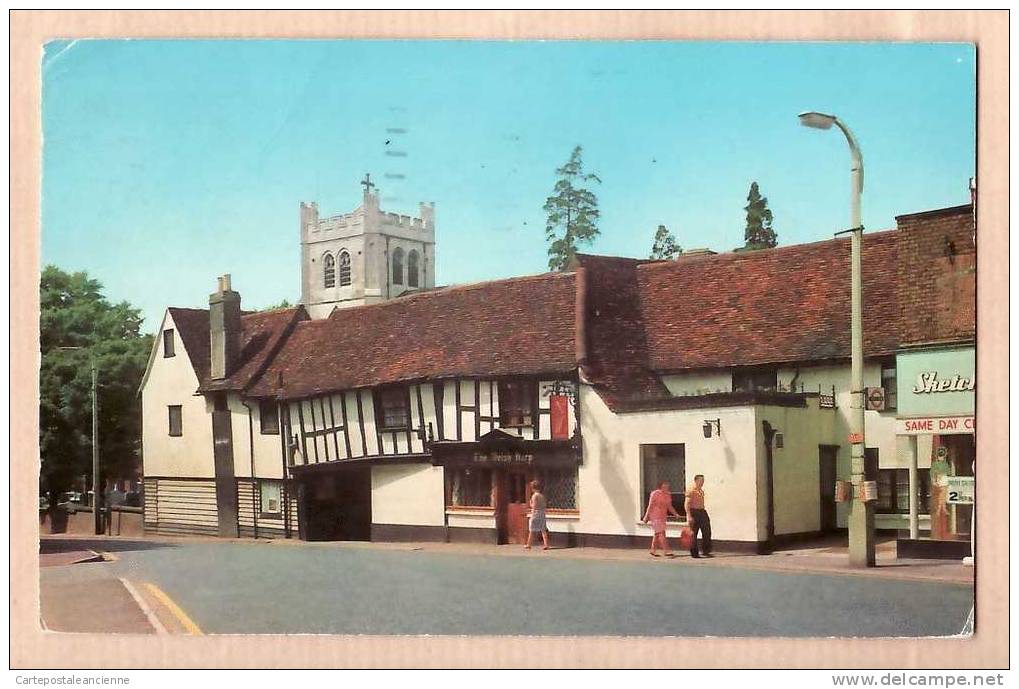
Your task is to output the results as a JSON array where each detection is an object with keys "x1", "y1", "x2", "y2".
[
  {"x1": 407, "y1": 250, "x2": 420, "y2": 288},
  {"x1": 338, "y1": 251, "x2": 351, "y2": 287},
  {"x1": 392, "y1": 247, "x2": 404, "y2": 285},
  {"x1": 323, "y1": 253, "x2": 335, "y2": 288}
]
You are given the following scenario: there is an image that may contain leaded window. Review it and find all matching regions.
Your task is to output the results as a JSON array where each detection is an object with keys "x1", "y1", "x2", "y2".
[
  {"x1": 338, "y1": 251, "x2": 351, "y2": 286},
  {"x1": 408, "y1": 250, "x2": 420, "y2": 287},
  {"x1": 640, "y1": 444, "x2": 685, "y2": 519},
  {"x1": 534, "y1": 467, "x2": 578, "y2": 510},
  {"x1": 323, "y1": 253, "x2": 336, "y2": 288},
  {"x1": 446, "y1": 467, "x2": 493, "y2": 507},
  {"x1": 392, "y1": 247, "x2": 404, "y2": 285},
  {"x1": 499, "y1": 380, "x2": 534, "y2": 427},
  {"x1": 377, "y1": 386, "x2": 410, "y2": 430}
]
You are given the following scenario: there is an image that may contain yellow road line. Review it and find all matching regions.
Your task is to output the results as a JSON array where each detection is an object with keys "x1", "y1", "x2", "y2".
[{"x1": 143, "y1": 582, "x2": 203, "y2": 635}]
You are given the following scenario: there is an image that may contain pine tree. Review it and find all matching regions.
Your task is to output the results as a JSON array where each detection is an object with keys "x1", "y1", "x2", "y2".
[
  {"x1": 649, "y1": 224, "x2": 682, "y2": 260},
  {"x1": 543, "y1": 145, "x2": 601, "y2": 270},
  {"x1": 743, "y1": 181, "x2": 777, "y2": 250}
]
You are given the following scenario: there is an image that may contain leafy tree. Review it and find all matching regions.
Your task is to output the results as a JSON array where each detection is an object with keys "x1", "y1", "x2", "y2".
[
  {"x1": 39, "y1": 266, "x2": 152, "y2": 502},
  {"x1": 543, "y1": 145, "x2": 601, "y2": 270},
  {"x1": 649, "y1": 224, "x2": 682, "y2": 260},
  {"x1": 743, "y1": 181, "x2": 777, "y2": 250},
  {"x1": 259, "y1": 299, "x2": 294, "y2": 311}
]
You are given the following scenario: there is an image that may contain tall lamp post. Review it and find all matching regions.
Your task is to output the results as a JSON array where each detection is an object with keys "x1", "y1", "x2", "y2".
[
  {"x1": 799, "y1": 111, "x2": 876, "y2": 567},
  {"x1": 57, "y1": 347, "x2": 102, "y2": 535}
]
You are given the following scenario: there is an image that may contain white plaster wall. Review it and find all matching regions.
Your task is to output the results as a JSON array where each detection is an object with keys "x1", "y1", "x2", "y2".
[
  {"x1": 661, "y1": 370, "x2": 733, "y2": 396},
  {"x1": 579, "y1": 387, "x2": 762, "y2": 542},
  {"x1": 223, "y1": 395, "x2": 286, "y2": 479},
  {"x1": 371, "y1": 464, "x2": 445, "y2": 526},
  {"x1": 141, "y1": 311, "x2": 214, "y2": 479}
]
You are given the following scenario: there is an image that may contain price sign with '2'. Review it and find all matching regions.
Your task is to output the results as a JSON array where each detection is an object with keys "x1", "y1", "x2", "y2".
[{"x1": 946, "y1": 476, "x2": 975, "y2": 505}]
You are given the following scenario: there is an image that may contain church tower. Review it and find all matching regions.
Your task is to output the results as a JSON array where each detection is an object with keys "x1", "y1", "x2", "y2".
[{"x1": 300, "y1": 175, "x2": 437, "y2": 319}]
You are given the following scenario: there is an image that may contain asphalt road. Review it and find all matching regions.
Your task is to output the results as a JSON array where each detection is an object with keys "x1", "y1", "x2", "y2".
[{"x1": 44, "y1": 539, "x2": 973, "y2": 637}]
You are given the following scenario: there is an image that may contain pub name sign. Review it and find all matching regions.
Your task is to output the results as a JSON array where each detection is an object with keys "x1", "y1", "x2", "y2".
[{"x1": 472, "y1": 451, "x2": 535, "y2": 465}]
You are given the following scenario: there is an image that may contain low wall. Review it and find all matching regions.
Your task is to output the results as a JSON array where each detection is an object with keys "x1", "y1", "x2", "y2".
[{"x1": 39, "y1": 507, "x2": 144, "y2": 537}]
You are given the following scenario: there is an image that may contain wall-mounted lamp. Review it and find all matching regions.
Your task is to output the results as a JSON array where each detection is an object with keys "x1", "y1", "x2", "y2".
[{"x1": 703, "y1": 418, "x2": 721, "y2": 438}]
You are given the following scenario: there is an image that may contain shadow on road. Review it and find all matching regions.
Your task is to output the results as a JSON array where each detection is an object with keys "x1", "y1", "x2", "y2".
[{"x1": 40, "y1": 536, "x2": 178, "y2": 555}]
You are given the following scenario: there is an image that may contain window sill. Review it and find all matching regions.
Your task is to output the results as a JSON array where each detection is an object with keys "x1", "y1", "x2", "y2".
[
  {"x1": 546, "y1": 510, "x2": 580, "y2": 520},
  {"x1": 258, "y1": 512, "x2": 283, "y2": 520},
  {"x1": 445, "y1": 506, "x2": 495, "y2": 515},
  {"x1": 260, "y1": 430, "x2": 280, "y2": 436}
]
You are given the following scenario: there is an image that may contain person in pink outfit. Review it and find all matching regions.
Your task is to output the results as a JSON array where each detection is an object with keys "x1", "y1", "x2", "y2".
[{"x1": 642, "y1": 480, "x2": 680, "y2": 557}]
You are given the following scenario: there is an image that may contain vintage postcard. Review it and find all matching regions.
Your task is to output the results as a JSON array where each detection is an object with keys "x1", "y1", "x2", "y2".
[{"x1": 11, "y1": 10, "x2": 1008, "y2": 670}]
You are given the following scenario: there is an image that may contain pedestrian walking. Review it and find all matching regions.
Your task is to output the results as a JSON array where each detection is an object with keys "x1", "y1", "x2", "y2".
[
  {"x1": 643, "y1": 480, "x2": 680, "y2": 557},
  {"x1": 525, "y1": 480, "x2": 549, "y2": 551},
  {"x1": 685, "y1": 474, "x2": 713, "y2": 558}
]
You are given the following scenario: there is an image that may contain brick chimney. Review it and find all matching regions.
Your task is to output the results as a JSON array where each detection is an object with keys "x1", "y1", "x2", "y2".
[{"x1": 209, "y1": 274, "x2": 241, "y2": 380}]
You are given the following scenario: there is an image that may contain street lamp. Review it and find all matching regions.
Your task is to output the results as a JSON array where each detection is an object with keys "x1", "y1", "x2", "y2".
[
  {"x1": 57, "y1": 347, "x2": 102, "y2": 536},
  {"x1": 798, "y1": 111, "x2": 875, "y2": 567}
]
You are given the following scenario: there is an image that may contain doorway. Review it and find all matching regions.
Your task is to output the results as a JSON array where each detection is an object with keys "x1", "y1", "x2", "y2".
[
  {"x1": 818, "y1": 445, "x2": 839, "y2": 533},
  {"x1": 495, "y1": 468, "x2": 530, "y2": 545},
  {"x1": 300, "y1": 468, "x2": 372, "y2": 541}
]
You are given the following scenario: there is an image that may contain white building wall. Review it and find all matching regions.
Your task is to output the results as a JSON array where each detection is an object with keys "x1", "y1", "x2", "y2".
[
  {"x1": 141, "y1": 311, "x2": 215, "y2": 479},
  {"x1": 578, "y1": 386, "x2": 762, "y2": 543},
  {"x1": 371, "y1": 464, "x2": 445, "y2": 527}
]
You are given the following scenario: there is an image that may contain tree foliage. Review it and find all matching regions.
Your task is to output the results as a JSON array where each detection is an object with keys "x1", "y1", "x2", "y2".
[
  {"x1": 259, "y1": 299, "x2": 294, "y2": 311},
  {"x1": 39, "y1": 266, "x2": 152, "y2": 498},
  {"x1": 743, "y1": 181, "x2": 777, "y2": 250},
  {"x1": 649, "y1": 224, "x2": 682, "y2": 260},
  {"x1": 543, "y1": 145, "x2": 601, "y2": 270}
]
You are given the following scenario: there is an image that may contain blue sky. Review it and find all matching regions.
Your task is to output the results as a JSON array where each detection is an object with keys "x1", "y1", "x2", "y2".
[{"x1": 42, "y1": 40, "x2": 975, "y2": 328}]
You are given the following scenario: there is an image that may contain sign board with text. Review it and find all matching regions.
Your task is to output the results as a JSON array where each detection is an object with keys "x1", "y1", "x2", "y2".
[
  {"x1": 946, "y1": 476, "x2": 974, "y2": 505},
  {"x1": 897, "y1": 346, "x2": 975, "y2": 418},
  {"x1": 895, "y1": 416, "x2": 975, "y2": 435}
]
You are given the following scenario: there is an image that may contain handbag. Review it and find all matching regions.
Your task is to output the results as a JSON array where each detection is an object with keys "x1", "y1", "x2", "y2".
[{"x1": 679, "y1": 527, "x2": 694, "y2": 550}]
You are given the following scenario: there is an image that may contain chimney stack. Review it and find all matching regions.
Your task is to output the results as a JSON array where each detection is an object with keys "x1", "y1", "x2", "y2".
[{"x1": 209, "y1": 274, "x2": 241, "y2": 380}]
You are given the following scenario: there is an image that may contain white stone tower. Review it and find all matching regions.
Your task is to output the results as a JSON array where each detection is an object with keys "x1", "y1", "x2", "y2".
[{"x1": 300, "y1": 175, "x2": 437, "y2": 319}]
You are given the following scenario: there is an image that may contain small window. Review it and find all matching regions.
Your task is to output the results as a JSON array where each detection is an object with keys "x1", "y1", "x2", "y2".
[
  {"x1": 377, "y1": 387, "x2": 410, "y2": 430},
  {"x1": 323, "y1": 253, "x2": 336, "y2": 288},
  {"x1": 168, "y1": 405, "x2": 183, "y2": 436},
  {"x1": 733, "y1": 368, "x2": 777, "y2": 392},
  {"x1": 407, "y1": 250, "x2": 420, "y2": 288},
  {"x1": 392, "y1": 247, "x2": 404, "y2": 285},
  {"x1": 640, "y1": 444, "x2": 686, "y2": 519},
  {"x1": 498, "y1": 380, "x2": 534, "y2": 428},
  {"x1": 446, "y1": 467, "x2": 493, "y2": 508},
  {"x1": 881, "y1": 362, "x2": 897, "y2": 411},
  {"x1": 533, "y1": 467, "x2": 578, "y2": 510},
  {"x1": 877, "y1": 468, "x2": 931, "y2": 514},
  {"x1": 163, "y1": 329, "x2": 175, "y2": 357},
  {"x1": 338, "y1": 251, "x2": 351, "y2": 287},
  {"x1": 260, "y1": 481, "x2": 282, "y2": 516},
  {"x1": 259, "y1": 400, "x2": 280, "y2": 435}
]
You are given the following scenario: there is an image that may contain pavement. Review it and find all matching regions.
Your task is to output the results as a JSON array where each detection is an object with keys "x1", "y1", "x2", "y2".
[{"x1": 38, "y1": 533, "x2": 974, "y2": 637}]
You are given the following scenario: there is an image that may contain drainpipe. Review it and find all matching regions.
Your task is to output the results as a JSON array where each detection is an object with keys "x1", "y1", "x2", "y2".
[
  {"x1": 572, "y1": 265, "x2": 588, "y2": 441},
  {"x1": 240, "y1": 400, "x2": 258, "y2": 539}
]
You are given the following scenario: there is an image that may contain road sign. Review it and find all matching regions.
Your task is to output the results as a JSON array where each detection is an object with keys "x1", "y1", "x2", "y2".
[
  {"x1": 946, "y1": 476, "x2": 974, "y2": 505},
  {"x1": 865, "y1": 386, "x2": 886, "y2": 411},
  {"x1": 847, "y1": 432, "x2": 864, "y2": 444}
]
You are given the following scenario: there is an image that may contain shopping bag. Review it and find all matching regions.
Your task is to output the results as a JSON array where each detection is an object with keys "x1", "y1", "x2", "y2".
[{"x1": 679, "y1": 527, "x2": 694, "y2": 550}]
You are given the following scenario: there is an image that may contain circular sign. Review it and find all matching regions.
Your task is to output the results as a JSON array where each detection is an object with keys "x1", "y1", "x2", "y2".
[{"x1": 867, "y1": 387, "x2": 886, "y2": 409}]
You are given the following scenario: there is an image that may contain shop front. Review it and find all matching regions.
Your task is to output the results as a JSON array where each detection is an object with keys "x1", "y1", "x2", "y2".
[
  {"x1": 895, "y1": 344, "x2": 975, "y2": 559},
  {"x1": 430, "y1": 429, "x2": 581, "y2": 545}
]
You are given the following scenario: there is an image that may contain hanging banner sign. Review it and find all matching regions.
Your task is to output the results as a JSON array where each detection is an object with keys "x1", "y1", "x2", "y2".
[{"x1": 896, "y1": 416, "x2": 975, "y2": 435}]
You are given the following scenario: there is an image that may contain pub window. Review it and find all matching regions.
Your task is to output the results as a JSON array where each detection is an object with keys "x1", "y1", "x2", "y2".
[
  {"x1": 881, "y1": 362, "x2": 897, "y2": 410},
  {"x1": 259, "y1": 399, "x2": 280, "y2": 435},
  {"x1": 323, "y1": 253, "x2": 336, "y2": 288},
  {"x1": 260, "y1": 480, "x2": 282, "y2": 516},
  {"x1": 534, "y1": 467, "x2": 578, "y2": 510},
  {"x1": 392, "y1": 247, "x2": 404, "y2": 285},
  {"x1": 876, "y1": 468, "x2": 931, "y2": 515},
  {"x1": 446, "y1": 467, "x2": 493, "y2": 508},
  {"x1": 376, "y1": 386, "x2": 410, "y2": 430},
  {"x1": 407, "y1": 250, "x2": 420, "y2": 287},
  {"x1": 338, "y1": 251, "x2": 351, "y2": 286},
  {"x1": 498, "y1": 380, "x2": 535, "y2": 427},
  {"x1": 168, "y1": 405, "x2": 183, "y2": 437},
  {"x1": 162, "y1": 329, "x2": 175, "y2": 357},
  {"x1": 640, "y1": 444, "x2": 686, "y2": 519},
  {"x1": 733, "y1": 368, "x2": 777, "y2": 392}
]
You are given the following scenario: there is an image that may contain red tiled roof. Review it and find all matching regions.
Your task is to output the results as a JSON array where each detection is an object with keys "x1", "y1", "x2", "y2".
[
  {"x1": 168, "y1": 306, "x2": 307, "y2": 392},
  {"x1": 247, "y1": 272, "x2": 579, "y2": 400},
  {"x1": 631, "y1": 230, "x2": 900, "y2": 372}
]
